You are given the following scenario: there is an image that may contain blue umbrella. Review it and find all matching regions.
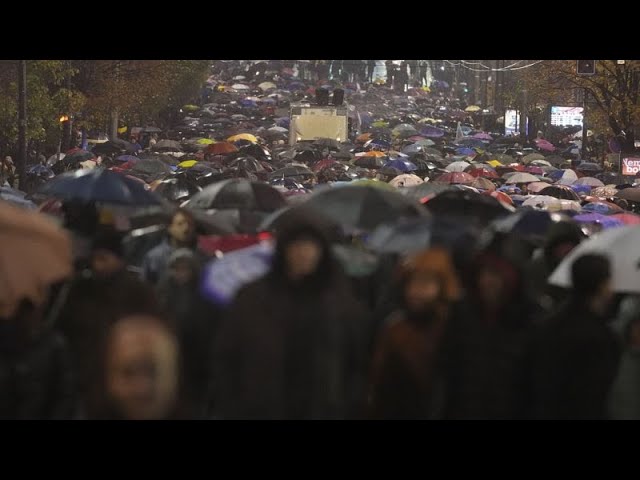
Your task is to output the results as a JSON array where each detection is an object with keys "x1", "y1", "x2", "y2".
[
  {"x1": 37, "y1": 168, "x2": 163, "y2": 206},
  {"x1": 240, "y1": 99, "x2": 258, "y2": 108},
  {"x1": 27, "y1": 164, "x2": 55, "y2": 178},
  {"x1": 368, "y1": 139, "x2": 392, "y2": 149},
  {"x1": 116, "y1": 155, "x2": 139, "y2": 163},
  {"x1": 455, "y1": 147, "x2": 475, "y2": 156},
  {"x1": 0, "y1": 187, "x2": 36, "y2": 209},
  {"x1": 275, "y1": 117, "x2": 290, "y2": 128},
  {"x1": 582, "y1": 202, "x2": 621, "y2": 215},
  {"x1": 402, "y1": 144, "x2": 426, "y2": 155},
  {"x1": 456, "y1": 138, "x2": 485, "y2": 148},
  {"x1": 419, "y1": 125, "x2": 446, "y2": 138},
  {"x1": 288, "y1": 81, "x2": 306, "y2": 91},
  {"x1": 570, "y1": 184, "x2": 592, "y2": 195},
  {"x1": 574, "y1": 213, "x2": 624, "y2": 229},
  {"x1": 383, "y1": 159, "x2": 418, "y2": 172}
]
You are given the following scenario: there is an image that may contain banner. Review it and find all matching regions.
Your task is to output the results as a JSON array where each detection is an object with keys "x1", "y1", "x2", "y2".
[{"x1": 621, "y1": 157, "x2": 640, "y2": 175}]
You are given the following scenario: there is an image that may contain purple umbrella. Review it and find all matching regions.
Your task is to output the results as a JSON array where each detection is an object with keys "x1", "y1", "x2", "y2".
[
  {"x1": 573, "y1": 213, "x2": 624, "y2": 229},
  {"x1": 473, "y1": 132, "x2": 493, "y2": 141},
  {"x1": 419, "y1": 125, "x2": 446, "y2": 138}
]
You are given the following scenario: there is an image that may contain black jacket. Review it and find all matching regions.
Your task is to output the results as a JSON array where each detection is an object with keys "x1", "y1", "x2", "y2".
[
  {"x1": 0, "y1": 330, "x2": 75, "y2": 419},
  {"x1": 531, "y1": 299, "x2": 621, "y2": 420}
]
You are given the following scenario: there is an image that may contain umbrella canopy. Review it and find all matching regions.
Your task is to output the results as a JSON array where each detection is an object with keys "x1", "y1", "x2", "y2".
[
  {"x1": 467, "y1": 167, "x2": 498, "y2": 179},
  {"x1": 150, "y1": 177, "x2": 202, "y2": 203},
  {"x1": 445, "y1": 161, "x2": 471, "y2": 173},
  {"x1": 539, "y1": 185, "x2": 581, "y2": 201},
  {"x1": 434, "y1": 172, "x2": 475, "y2": 185},
  {"x1": 185, "y1": 179, "x2": 285, "y2": 212},
  {"x1": 354, "y1": 156, "x2": 386, "y2": 169},
  {"x1": 582, "y1": 201, "x2": 624, "y2": 215},
  {"x1": 205, "y1": 142, "x2": 239, "y2": 155},
  {"x1": 473, "y1": 132, "x2": 493, "y2": 141},
  {"x1": 37, "y1": 169, "x2": 162, "y2": 206},
  {"x1": 549, "y1": 226, "x2": 640, "y2": 292},
  {"x1": 258, "y1": 81, "x2": 277, "y2": 91},
  {"x1": 592, "y1": 185, "x2": 619, "y2": 198},
  {"x1": 302, "y1": 184, "x2": 427, "y2": 232},
  {"x1": 65, "y1": 149, "x2": 95, "y2": 163},
  {"x1": 178, "y1": 160, "x2": 199, "y2": 169},
  {"x1": 505, "y1": 172, "x2": 540, "y2": 184},
  {"x1": 465, "y1": 105, "x2": 481, "y2": 112},
  {"x1": 383, "y1": 158, "x2": 417, "y2": 173},
  {"x1": 576, "y1": 162, "x2": 602, "y2": 173},
  {"x1": 115, "y1": 154, "x2": 139, "y2": 163},
  {"x1": 405, "y1": 182, "x2": 454, "y2": 202},
  {"x1": 489, "y1": 209, "x2": 561, "y2": 242},
  {"x1": 534, "y1": 139, "x2": 556, "y2": 152},
  {"x1": 527, "y1": 181, "x2": 552, "y2": 194},
  {"x1": 522, "y1": 195, "x2": 581, "y2": 212},
  {"x1": 423, "y1": 189, "x2": 514, "y2": 223},
  {"x1": 525, "y1": 166, "x2": 545, "y2": 175},
  {"x1": 269, "y1": 165, "x2": 314, "y2": 179},
  {"x1": 615, "y1": 187, "x2": 640, "y2": 203},
  {"x1": 228, "y1": 133, "x2": 258, "y2": 144},
  {"x1": 130, "y1": 158, "x2": 173, "y2": 177},
  {"x1": 419, "y1": 125, "x2": 446, "y2": 138},
  {"x1": 0, "y1": 187, "x2": 36, "y2": 209},
  {"x1": 612, "y1": 213, "x2": 640, "y2": 225},
  {"x1": 0, "y1": 201, "x2": 72, "y2": 318},
  {"x1": 152, "y1": 139, "x2": 183, "y2": 152},
  {"x1": 228, "y1": 156, "x2": 265, "y2": 173},
  {"x1": 574, "y1": 177, "x2": 605, "y2": 188},
  {"x1": 471, "y1": 177, "x2": 496, "y2": 191},
  {"x1": 389, "y1": 174, "x2": 424, "y2": 188}
]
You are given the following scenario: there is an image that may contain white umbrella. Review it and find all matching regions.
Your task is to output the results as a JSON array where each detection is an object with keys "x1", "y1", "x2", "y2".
[
  {"x1": 389, "y1": 174, "x2": 424, "y2": 188},
  {"x1": 258, "y1": 81, "x2": 277, "y2": 91},
  {"x1": 445, "y1": 161, "x2": 471, "y2": 173},
  {"x1": 574, "y1": 177, "x2": 605, "y2": 187},
  {"x1": 505, "y1": 172, "x2": 540, "y2": 184},
  {"x1": 549, "y1": 226, "x2": 640, "y2": 293},
  {"x1": 522, "y1": 195, "x2": 562, "y2": 210},
  {"x1": 556, "y1": 169, "x2": 578, "y2": 185},
  {"x1": 231, "y1": 84, "x2": 250, "y2": 91}
]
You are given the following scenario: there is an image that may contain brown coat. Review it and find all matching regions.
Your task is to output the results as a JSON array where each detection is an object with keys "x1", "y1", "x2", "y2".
[{"x1": 368, "y1": 310, "x2": 449, "y2": 419}]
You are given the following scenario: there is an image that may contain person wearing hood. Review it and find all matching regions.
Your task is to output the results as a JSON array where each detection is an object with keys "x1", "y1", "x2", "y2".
[
  {"x1": 213, "y1": 213, "x2": 368, "y2": 420},
  {"x1": 368, "y1": 248, "x2": 461, "y2": 419},
  {"x1": 156, "y1": 248, "x2": 221, "y2": 416},
  {"x1": 442, "y1": 246, "x2": 540, "y2": 419},
  {"x1": 142, "y1": 209, "x2": 204, "y2": 286},
  {"x1": 57, "y1": 230, "x2": 160, "y2": 403},
  {"x1": 531, "y1": 254, "x2": 620, "y2": 420},
  {"x1": 527, "y1": 221, "x2": 585, "y2": 311}
]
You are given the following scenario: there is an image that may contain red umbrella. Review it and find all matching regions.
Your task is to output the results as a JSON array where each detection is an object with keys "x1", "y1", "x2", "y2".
[
  {"x1": 434, "y1": 172, "x2": 475, "y2": 185},
  {"x1": 484, "y1": 190, "x2": 514, "y2": 206},
  {"x1": 525, "y1": 166, "x2": 545, "y2": 175},
  {"x1": 535, "y1": 139, "x2": 556, "y2": 152},
  {"x1": 468, "y1": 167, "x2": 499, "y2": 179},
  {"x1": 205, "y1": 142, "x2": 239, "y2": 155},
  {"x1": 313, "y1": 159, "x2": 339, "y2": 172},
  {"x1": 612, "y1": 213, "x2": 640, "y2": 225}
]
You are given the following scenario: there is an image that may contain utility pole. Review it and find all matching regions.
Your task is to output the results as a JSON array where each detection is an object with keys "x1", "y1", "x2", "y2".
[
  {"x1": 17, "y1": 60, "x2": 27, "y2": 190},
  {"x1": 581, "y1": 89, "x2": 588, "y2": 159},
  {"x1": 520, "y1": 88, "x2": 528, "y2": 142}
]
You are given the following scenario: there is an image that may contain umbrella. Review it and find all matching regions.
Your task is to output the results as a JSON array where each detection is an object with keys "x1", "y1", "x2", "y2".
[
  {"x1": 354, "y1": 156, "x2": 386, "y2": 169},
  {"x1": 549, "y1": 168, "x2": 579, "y2": 185},
  {"x1": 65, "y1": 149, "x2": 95, "y2": 163},
  {"x1": 434, "y1": 172, "x2": 475, "y2": 185},
  {"x1": 582, "y1": 201, "x2": 624, "y2": 215},
  {"x1": 530, "y1": 160, "x2": 553, "y2": 168},
  {"x1": 130, "y1": 158, "x2": 173, "y2": 176},
  {"x1": 525, "y1": 166, "x2": 545, "y2": 175},
  {"x1": 549, "y1": 226, "x2": 640, "y2": 292},
  {"x1": 0, "y1": 201, "x2": 72, "y2": 318},
  {"x1": 228, "y1": 156, "x2": 265, "y2": 173},
  {"x1": 473, "y1": 132, "x2": 493, "y2": 141},
  {"x1": 505, "y1": 172, "x2": 540, "y2": 184},
  {"x1": 539, "y1": 185, "x2": 581, "y2": 201},
  {"x1": 465, "y1": 105, "x2": 481, "y2": 112},
  {"x1": 484, "y1": 190, "x2": 514, "y2": 206},
  {"x1": 383, "y1": 159, "x2": 417, "y2": 173},
  {"x1": 152, "y1": 139, "x2": 183, "y2": 152},
  {"x1": 612, "y1": 213, "x2": 640, "y2": 225},
  {"x1": 0, "y1": 187, "x2": 36, "y2": 209},
  {"x1": 419, "y1": 125, "x2": 446, "y2": 138},
  {"x1": 392, "y1": 124, "x2": 419, "y2": 138},
  {"x1": 231, "y1": 84, "x2": 250, "y2": 91},
  {"x1": 522, "y1": 153, "x2": 545, "y2": 164},
  {"x1": 389, "y1": 174, "x2": 424, "y2": 188},
  {"x1": 467, "y1": 166, "x2": 499, "y2": 179},
  {"x1": 142, "y1": 126, "x2": 162, "y2": 133},
  {"x1": 522, "y1": 195, "x2": 581, "y2": 212},
  {"x1": 302, "y1": 184, "x2": 427, "y2": 232},
  {"x1": 592, "y1": 185, "x2": 619, "y2": 198},
  {"x1": 423, "y1": 189, "x2": 514, "y2": 223},
  {"x1": 37, "y1": 169, "x2": 163, "y2": 206},
  {"x1": 455, "y1": 147, "x2": 476, "y2": 156},
  {"x1": 205, "y1": 142, "x2": 239, "y2": 155},
  {"x1": 197, "y1": 138, "x2": 215, "y2": 145},
  {"x1": 471, "y1": 177, "x2": 496, "y2": 191},
  {"x1": 269, "y1": 165, "x2": 314, "y2": 179},
  {"x1": 258, "y1": 81, "x2": 277, "y2": 91},
  {"x1": 178, "y1": 160, "x2": 199, "y2": 169},
  {"x1": 46, "y1": 153, "x2": 66, "y2": 167},
  {"x1": 575, "y1": 177, "x2": 605, "y2": 187},
  {"x1": 534, "y1": 139, "x2": 556, "y2": 152},
  {"x1": 446, "y1": 161, "x2": 472, "y2": 173},
  {"x1": 576, "y1": 162, "x2": 602, "y2": 173},
  {"x1": 489, "y1": 210, "x2": 561, "y2": 242},
  {"x1": 528, "y1": 181, "x2": 552, "y2": 194},
  {"x1": 228, "y1": 133, "x2": 258, "y2": 144},
  {"x1": 313, "y1": 138, "x2": 342, "y2": 151},
  {"x1": 615, "y1": 187, "x2": 640, "y2": 203},
  {"x1": 115, "y1": 155, "x2": 139, "y2": 163},
  {"x1": 185, "y1": 179, "x2": 285, "y2": 212},
  {"x1": 150, "y1": 177, "x2": 202, "y2": 203},
  {"x1": 405, "y1": 182, "x2": 454, "y2": 202},
  {"x1": 487, "y1": 159, "x2": 504, "y2": 168},
  {"x1": 456, "y1": 138, "x2": 486, "y2": 149}
]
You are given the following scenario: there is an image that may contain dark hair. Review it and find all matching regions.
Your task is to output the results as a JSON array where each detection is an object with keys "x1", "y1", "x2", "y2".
[{"x1": 571, "y1": 254, "x2": 610, "y2": 297}]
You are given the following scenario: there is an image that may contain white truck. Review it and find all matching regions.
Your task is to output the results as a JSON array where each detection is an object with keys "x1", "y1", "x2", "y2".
[{"x1": 288, "y1": 102, "x2": 349, "y2": 145}]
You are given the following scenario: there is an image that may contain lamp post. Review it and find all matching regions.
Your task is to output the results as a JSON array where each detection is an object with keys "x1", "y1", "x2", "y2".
[{"x1": 17, "y1": 60, "x2": 27, "y2": 190}]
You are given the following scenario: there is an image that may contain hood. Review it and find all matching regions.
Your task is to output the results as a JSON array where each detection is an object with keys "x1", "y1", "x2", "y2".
[
  {"x1": 270, "y1": 212, "x2": 337, "y2": 288},
  {"x1": 543, "y1": 221, "x2": 585, "y2": 261}
]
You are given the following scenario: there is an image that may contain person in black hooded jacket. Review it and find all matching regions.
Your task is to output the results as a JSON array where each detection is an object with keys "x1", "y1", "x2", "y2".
[{"x1": 213, "y1": 213, "x2": 368, "y2": 420}]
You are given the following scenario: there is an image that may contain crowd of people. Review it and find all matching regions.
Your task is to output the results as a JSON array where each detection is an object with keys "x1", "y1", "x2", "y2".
[{"x1": 2, "y1": 60, "x2": 640, "y2": 420}]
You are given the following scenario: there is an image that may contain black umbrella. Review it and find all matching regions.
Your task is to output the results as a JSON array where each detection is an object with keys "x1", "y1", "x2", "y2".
[
  {"x1": 185, "y1": 179, "x2": 286, "y2": 212},
  {"x1": 423, "y1": 189, "x2": 513, "y2": 224},
  {"x1": 269, "y1": 165, "x2": 314, "y2": 179},
  {"x1": 615, "y1": 187, "x2": 640, "y2": 203},
  {"x1": 539, "y1": 185, "x2": 581, "y2": 201},
  {"x1": 228, "y1": 156, "x2": 265, "y2": 173},
  {"x1": 354, "y1": 156, "x2": 387, "y2": 169},
  {"x1": 37, "y1": 169, "x2": 163, "y2": 206},
  {"x1": 404, "y1": 182, "x2": 454, "y2": 201},
  {"x1": 152, "y1": 177, "x2": 202, "y2": 203},
  {"x1": 313, "y1": 138, "x2": 342, "y2": 151},
  {"x1": 302, "y1": 184, "x2": 427, "y2": 232},
  {"x1": 65, "y1": 149, "x2": 96, "y2": 163},
  {"x1": 152, "y1": 139, "x2": 183, "y2": 152},
  {"x1": 333, "y1": 149, "x2": 354, "y2": 161}
]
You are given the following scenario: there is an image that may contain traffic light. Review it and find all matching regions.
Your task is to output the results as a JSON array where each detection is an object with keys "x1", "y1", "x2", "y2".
[{"x1": 577, "y1": 60, "x2": 596, "y2": 75}]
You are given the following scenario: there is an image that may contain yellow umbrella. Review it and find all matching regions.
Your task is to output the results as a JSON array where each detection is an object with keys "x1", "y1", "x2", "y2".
[
  {"x1": 488, "y1": 160, "x2": 503, "y2": 168},
  {"x1": 465, "y1": 105, "x2": 481, "y2": 113},
  {"x1": 178, "y1": 160, "x2": 198, "y2": 168},
  {"x1": 227, "y1": 133, "x2": 258, "y2": 144},
  {"x1": 197, "y1": 138, "x2": 215, "y2": 145}
]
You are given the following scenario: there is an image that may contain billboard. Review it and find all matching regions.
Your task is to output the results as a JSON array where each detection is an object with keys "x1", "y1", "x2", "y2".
[
  {"x1": 551, "y1": 106, "x2": 584, "y2": 129},
  {"x1": 504, "y1": 109, "x2": 529, "y2": 136},
  {"x1": 621, "y1": 157, "x2": 640, "y2": 176}
]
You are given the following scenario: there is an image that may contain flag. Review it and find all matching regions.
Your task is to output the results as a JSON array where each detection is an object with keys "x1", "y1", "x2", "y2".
[{"x1": 455, "y1": 122, "x2": 464, "y2": 142}]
